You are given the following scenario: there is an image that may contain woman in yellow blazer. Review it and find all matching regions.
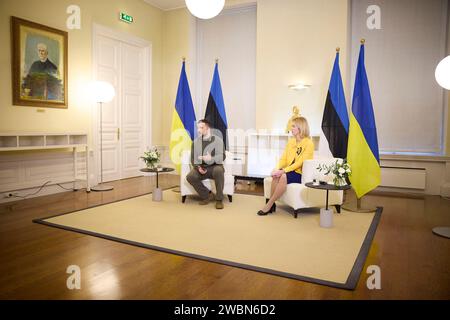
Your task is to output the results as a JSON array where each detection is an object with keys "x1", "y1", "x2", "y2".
[{"x1": 257, "y1": 117, "x2": 314, "y2": 215}]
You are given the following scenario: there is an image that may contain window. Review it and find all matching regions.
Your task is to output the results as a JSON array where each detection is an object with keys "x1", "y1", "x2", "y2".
[
  {"x1": 351, "y1": 0, "x2": 448, "y2": 154},
  {"x1": 196, "y1": 4, "x2": 257, "y2": 132}
]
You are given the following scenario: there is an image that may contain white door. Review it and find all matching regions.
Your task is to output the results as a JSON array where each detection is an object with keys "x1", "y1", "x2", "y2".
[
  {"x1": 121, "y1": 43, "x2": 146, "y2": 179},
  {"x1": 94, "y1": 26, "x2": 150, "y2": 183},
  {"x1": 96, "y1": 35, "x2": 122, "y2": 182}
]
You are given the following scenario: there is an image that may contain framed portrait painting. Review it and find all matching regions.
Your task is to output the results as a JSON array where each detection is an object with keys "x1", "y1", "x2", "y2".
[{"x1": 11, "y1": 17, "x2": 68, "y2": 108}]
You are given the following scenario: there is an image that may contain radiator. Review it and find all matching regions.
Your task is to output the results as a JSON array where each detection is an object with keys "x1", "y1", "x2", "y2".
[{"x1": 380, "y1": 166, "x2": 426, "y2": 190}]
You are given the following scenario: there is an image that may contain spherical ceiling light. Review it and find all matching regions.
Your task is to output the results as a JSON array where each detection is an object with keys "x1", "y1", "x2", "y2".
[
  {"x1": 435, "y1": 55, "x2": 450, "y2": 90},
  {"x1": 185, "y1": 0, "x2": 225, "y2": 20}
]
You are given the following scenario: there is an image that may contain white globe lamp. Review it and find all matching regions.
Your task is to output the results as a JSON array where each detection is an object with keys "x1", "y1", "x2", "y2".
[
  {"x1": 432, "y1": 55, "x2": 450, "y2": 238},
  {"x1": 89, "y1": 80, "x2": 116, "y2": 192},
  {"x1": 435, "y1": 55, "x2": 450, "y2": 90},
  {"x1": 89, "y1": 80, "x2": 115, "y2": 103},
  {"x1": 185, "y1": 0, "x2": 225, "y2": 19}
]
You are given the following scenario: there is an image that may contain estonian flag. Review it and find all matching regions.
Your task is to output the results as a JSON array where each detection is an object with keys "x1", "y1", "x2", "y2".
[
  {"x1": 347, "y1": 42, "x2": 381, "y2": 198},
  {"x1": 169, "y1": 60, "x2": 196, "y2": 173},
  {"x1": 205, "y1": 62, "x2": 228, "y2": 150},
  {"x1": 321, "y1": 49, "x2": 349, "y2": 159}
]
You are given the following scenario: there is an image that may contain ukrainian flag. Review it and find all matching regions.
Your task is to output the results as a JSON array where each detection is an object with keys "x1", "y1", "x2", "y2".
[
  {"x1": 347, "y1": 42, "x2": 380, "y2": 198},
  {"x1": 169, "y1": 61, "x2": 196, "y2": 173}
]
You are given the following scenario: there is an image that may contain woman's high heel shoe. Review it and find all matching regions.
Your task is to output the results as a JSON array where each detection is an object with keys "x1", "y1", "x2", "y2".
[{"x1": 257, "y1": 203, "x2": 276, "y2": 216}]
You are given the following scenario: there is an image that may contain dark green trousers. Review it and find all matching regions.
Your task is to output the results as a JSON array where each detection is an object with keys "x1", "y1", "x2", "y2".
[{"x1": 186, "y1": 165, "x2": 224, "y2": 201}]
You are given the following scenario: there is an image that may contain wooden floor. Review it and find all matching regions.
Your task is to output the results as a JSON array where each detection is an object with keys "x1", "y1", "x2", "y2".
[{"x1": 0, "y1": 175, "x2": 449, "y2": 299}]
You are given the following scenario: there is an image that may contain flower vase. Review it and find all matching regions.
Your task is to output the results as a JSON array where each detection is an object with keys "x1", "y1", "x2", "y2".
[{"x1": 334, "y1": 177, "x2": 347, "y2": 187}]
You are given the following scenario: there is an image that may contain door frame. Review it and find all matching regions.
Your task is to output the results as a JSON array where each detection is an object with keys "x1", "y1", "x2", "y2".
[{"x1": 92, "y1": 23, "x2": 152, "y2": 184}]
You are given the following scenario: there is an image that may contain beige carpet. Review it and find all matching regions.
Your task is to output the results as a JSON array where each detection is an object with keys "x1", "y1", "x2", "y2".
[{"x1": 34, "y1": 190, "x2": 382, "y2": 289}]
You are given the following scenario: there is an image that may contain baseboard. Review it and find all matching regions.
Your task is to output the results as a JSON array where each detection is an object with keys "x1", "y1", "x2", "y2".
[{"x1": 0, "y1": 180, "x2": 85, "y2": 204}]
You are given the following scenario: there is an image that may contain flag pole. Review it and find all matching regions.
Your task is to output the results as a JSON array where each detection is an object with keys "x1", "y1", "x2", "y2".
[
  {"x1": 342, "y1": 194, "x2": 377, "y2": 212},
  {"x1": 172, "y1": 56, "x2": 188, "y2": 194},
  {"x1": 342, "y1": 38, "x2": 377, "y2": 213}
]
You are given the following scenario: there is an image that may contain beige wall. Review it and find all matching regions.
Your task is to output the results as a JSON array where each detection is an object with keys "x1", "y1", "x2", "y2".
[
  {"x1": 2, "y1": 0, "x2": 447, "y2": 153},
  {"x1": 0, "y1": 0, "x2": 163, "y2": 145},
  {"x1": 162, "y1": 8, "x2": 196, "y2": 145},
  {"x1": 160, "y1": 0, "x2": 349, "y2": 145},
  {"x1": 161, "y1": 0, "x2": 449, "y2": 156},
  {"x1": 255, "y1": 0, "x2": 349, "y2": 135}
]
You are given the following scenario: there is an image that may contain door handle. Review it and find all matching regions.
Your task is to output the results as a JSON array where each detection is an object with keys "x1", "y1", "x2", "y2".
[{"x1": 117, "y1": 128, "x2": 120, "y2": 140}]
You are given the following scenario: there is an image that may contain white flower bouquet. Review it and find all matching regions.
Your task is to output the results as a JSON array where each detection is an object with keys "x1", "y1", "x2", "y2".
[
  {"x1": 317, "y1": 159, "x2": 352, "y2": 187},
  {"x1": 140, "y1": 147, "x2": 161, "y2": 169}
]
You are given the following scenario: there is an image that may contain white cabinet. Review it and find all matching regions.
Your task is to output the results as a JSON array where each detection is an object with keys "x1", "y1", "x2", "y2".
[{"x1": 246, "y1": 133, "x2": 320, "y2": 178}]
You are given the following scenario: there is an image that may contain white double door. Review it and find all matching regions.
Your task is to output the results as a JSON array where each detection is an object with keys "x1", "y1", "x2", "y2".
[{"x1": 94, "y1": 26, "x2": 150, "y2": 183}]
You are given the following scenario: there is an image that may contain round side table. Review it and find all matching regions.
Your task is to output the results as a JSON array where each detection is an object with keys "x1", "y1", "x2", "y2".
[
  {"x1": 140, "y1": 167, "x2": 175, "y2": 201},
  {"x1": 305, "y1": 182, "x2": 351, "y2": 228}
]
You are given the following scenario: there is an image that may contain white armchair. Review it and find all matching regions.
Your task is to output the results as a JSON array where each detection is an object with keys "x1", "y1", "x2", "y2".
[
  {"x1": 180, "y1": 150, "x2": 235, "y2": 203},
  {"x1": 263, "y1": 158, "x2": 344, "y2": 218}
]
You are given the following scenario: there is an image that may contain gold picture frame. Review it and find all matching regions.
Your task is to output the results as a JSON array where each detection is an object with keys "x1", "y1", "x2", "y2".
[{"x1": 11, "y1": 16, "x2": 68, "y2": 108}]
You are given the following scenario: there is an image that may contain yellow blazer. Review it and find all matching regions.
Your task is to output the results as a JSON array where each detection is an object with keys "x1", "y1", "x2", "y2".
[{"x1": 277, "y1": 137, "x2": 314, "y2": 174}]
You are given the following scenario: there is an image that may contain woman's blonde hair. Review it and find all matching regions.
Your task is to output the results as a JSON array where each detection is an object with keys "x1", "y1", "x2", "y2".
[{"x1": 292, "y1": 117, "x2": 310, "y2": 138}]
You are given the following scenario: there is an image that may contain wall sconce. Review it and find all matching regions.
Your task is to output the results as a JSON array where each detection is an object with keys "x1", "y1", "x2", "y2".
[{"x1": 288, "y1": 83, "x2": 311, "y2": 90}]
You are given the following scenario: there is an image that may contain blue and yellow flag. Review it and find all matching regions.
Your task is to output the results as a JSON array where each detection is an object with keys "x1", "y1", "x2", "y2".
[
  {"x1": 205, "y1": 62, "x2": 228, "y2": 150},
  {"x1": 347, "y1": 42, "x2": 380, "y2": 198},
  {"x1": 169, "y1": 61, "x2": 196, "y2": 173}
]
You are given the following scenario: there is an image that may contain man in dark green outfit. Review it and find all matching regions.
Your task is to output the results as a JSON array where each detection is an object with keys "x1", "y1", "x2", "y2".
[{"x1": 186, "y1": 119, "x2": 226, "y2": 210}]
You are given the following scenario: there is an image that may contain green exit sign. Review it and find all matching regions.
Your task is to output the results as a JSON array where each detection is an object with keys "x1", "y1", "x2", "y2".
[{"x1": 119, "y1": 12, "x2": 134, "y2": 24}]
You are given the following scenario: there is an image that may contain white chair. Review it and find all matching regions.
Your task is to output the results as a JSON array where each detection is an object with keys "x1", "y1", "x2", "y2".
[
  {"x1": 180, "y1": 150, "x2": 235, "y2": 203},
  {"x1": 263, "y1": 158, "x2": 344, "y2": 218}
]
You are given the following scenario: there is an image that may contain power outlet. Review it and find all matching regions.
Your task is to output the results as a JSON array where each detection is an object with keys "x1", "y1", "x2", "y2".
[{"x1": 3, "y1": 193, "x2": 18, "y2": 199}]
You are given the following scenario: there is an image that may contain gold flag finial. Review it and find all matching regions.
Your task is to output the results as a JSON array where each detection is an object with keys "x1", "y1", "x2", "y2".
[
  {"x1": 215, "y1": 58, "x2": 219, "y2": 64},
  {"x1": 360, "y1": 38, "x2": 365, "y2": 44},
  {"x1": 286, "y1": 106, "x2": 301, "y2": 133},
  {"x1": 336, "y1": 47, "x2": 340, "y2": 52},
  {"x1": 182, "y1": 56, "x2": 186, "y2": 62}
]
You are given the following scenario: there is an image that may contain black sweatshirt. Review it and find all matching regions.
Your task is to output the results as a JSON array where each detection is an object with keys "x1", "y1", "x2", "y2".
[{"x1": 190, "y1": 134, "x2": 226, "y2": 169}]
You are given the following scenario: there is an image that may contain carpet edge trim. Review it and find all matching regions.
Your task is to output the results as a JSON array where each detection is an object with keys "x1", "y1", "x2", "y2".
[{"x1": 344, "y1": 206, "x2": 383, "y2": 289}]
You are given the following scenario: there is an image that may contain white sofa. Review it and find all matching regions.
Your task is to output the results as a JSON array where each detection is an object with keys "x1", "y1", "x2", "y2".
[
  {"x1": 263, "y1": 158, "x2": 344, "y2": 218},
  {"x1": 180, "y1": 150, "x2": 235, "y2": 203}
]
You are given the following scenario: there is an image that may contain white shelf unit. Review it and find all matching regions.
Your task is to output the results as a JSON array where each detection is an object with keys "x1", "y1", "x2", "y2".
[
  {"x1": 0, "y1": 133, "x2": 90, "y2": 192},
  {"x1": 247, "y1": 133, "x2": 320, "y2": 178},
  {"x1": 46, "y1": 134, "x2": 69, "y2": 147}
]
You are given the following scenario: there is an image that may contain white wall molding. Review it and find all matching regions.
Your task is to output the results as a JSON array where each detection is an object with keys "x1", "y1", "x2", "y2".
[{"x1": 0, "y1": 150, "x2": 94, "y2": 204}]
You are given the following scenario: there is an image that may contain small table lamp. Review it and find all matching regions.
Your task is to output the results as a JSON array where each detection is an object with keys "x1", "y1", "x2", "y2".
[{"x1": 89, "y1": 81, "x2": 116, "y2": 192}]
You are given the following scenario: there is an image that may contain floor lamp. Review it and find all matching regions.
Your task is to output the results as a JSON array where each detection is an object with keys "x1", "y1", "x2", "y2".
[
  {"x1": 90, "y1": 81, "x2": 116, "y2": 192},
  {"x1": 433, "y1": 55, "x2": 450, "y2": 239}
]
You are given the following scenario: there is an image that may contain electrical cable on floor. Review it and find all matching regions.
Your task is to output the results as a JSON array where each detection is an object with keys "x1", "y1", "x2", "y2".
[
  {"x1": 10, "y1": 181, "x2": 52, "y2": 199},
  {"x1": 56, "y1": 183, "x2": 75, "y2": 191},
  {"x1": 9, "y1": 181, "x2": 77, "y2": 199}
]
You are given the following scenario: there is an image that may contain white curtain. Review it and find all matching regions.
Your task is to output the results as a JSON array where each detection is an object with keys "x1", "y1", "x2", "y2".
[
  {"x1": 196, "y1": 5, "x2": 257, "y2": 133},
  {"x1": 351, "y1": 0, "x2": 448, "y2": 154}
]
